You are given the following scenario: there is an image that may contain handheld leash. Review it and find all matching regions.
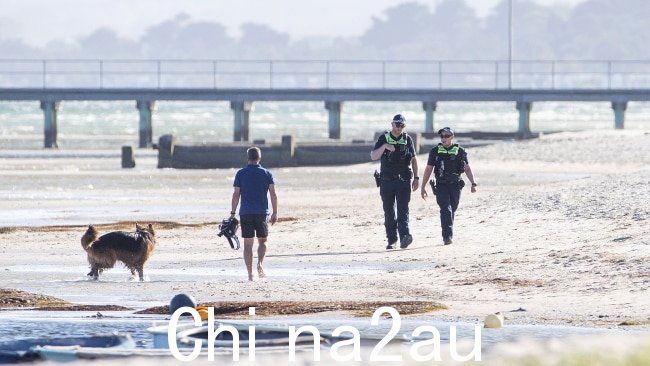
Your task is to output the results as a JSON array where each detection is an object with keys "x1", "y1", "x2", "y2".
[{"x1": 217, "y1": 217, "x2": 241, "y2": 250}]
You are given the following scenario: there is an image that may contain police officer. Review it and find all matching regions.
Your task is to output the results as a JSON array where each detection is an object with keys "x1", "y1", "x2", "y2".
[
  {"x1": 371, "y1": 114, "x2": 419, "y2": 250},
  {"x1": 420, "y1": 127, "x2": 477, "y2": 245}
]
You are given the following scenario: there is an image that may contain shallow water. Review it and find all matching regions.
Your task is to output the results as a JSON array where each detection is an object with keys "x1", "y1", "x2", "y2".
[
  {"x1": 0, "y1": 310, "x2": 645, "y2": 352},
  {"x1": 0, "y1": 152, "x2": 223, "y2": 227},
  {"x1": 0, "y1": 311, "x2": 161, "y2": 348},
  {"x1": 3, "y1": 263, "x2": 387, "y2": 279},
  {"x1": 0, "y1": 258, "x2": 424, "y2": 310},
  {"x1": 0, "y1": 149, "x2": 386, "y2": 227}
]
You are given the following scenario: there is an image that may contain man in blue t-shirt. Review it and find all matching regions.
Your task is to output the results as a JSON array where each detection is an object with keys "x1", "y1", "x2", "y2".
[{"x1": 230, "y1": 147, "x2": 278, "y2": 281}]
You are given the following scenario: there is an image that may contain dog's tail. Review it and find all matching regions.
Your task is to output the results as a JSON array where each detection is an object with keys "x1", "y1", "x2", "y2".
[{"x1": 81, "y1": 225, "x2": 99, "y2": 250}]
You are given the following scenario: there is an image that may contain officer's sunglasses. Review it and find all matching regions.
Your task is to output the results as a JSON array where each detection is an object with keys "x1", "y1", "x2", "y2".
[
  {"x1": 440, "y1": 134, "x2": 453, "y2": 139},
  {"x1": 394, "y1": 123, "x2": 405, "y2": 128}
]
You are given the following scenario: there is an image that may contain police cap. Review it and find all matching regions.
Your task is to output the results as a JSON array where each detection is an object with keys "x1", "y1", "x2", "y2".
[
  {"x1": 392, "y1": 114, "x2": 406, "y2": 125},
  {"x1": 437, "y1": 127, "x2": 454, "y2": 135}
]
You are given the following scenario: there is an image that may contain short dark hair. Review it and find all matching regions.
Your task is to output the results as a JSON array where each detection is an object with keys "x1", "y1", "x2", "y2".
[{"x1": 247, "y1": 147, "x2": 261, "y2": 161}]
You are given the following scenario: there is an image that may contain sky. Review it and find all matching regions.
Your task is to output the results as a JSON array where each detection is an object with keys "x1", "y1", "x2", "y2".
[{"x1": 2, "y1": 0, "x2": 588, "y2": 47}]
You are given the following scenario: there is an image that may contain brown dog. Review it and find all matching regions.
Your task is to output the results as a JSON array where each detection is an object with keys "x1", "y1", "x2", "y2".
[{"x1": 81, "y1": 223, "x2": 156, "y2": 281}]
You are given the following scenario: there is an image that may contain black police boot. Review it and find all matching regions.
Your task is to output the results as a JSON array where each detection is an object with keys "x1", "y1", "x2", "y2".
[
  {"x1": 386, "y1": 238, "x2": 398, "y2": 250},
  {"x1": 400, "y1": 234, "x2": 413, "y2": 249},
  {"x1": 443, "y1": 237, "x2": 453, "y2": 245}
]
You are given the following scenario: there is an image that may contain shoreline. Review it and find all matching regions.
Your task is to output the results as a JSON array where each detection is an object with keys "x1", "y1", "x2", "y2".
[{"x1": 0, "y1": 287, "x2": 647, "y2": 335}]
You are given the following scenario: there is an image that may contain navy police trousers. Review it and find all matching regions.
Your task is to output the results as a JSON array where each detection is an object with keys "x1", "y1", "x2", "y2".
[
  {"x1": 379, "y1": 178, "x2": 411, "y2": 243},
  {"x1": 435, "y1": 181, "x2": 462, "y2": 240}
]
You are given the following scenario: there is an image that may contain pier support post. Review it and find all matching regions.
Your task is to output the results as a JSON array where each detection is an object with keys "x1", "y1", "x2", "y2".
[
  {"x1": 611, "y1": 101, "x2": 627, "y2": 130},
  {"x1": 280, "y1": 135, "x2": 296, "y2": 166},
  {"x1": 422, "y1": 101, "x2": 437, "y2": 133},
  {"x1": 231, "y1": 101, "x2": 253, "y2": 141},
  {"x1": 516, "y1": 101, "x2": 533, "y2": 138},
  {"x1": 40, "y1": 101, "x2": 60, "y2": 148},
  {"x1": 136, "y1": 100, "x2": 155, "y2": 148},
  {"x1": 325, "y1": 101, "x2": 342, "y2": 139}
]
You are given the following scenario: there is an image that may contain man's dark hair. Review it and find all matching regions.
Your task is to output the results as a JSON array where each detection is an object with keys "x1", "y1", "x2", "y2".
[{"x1": 247, "y1": 147, "x2": 261, "y2": 161}]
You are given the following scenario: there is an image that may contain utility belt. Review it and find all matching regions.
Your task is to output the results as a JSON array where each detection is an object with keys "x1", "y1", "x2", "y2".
[
  {"x1": 436, "y1": 176, "x2": 465, "y2": 187},
  {"x1": 373, "y1": 170, "x2": 412, "y2": 186},
  {"x1": 435, "y1": 174, "x2": 460, "y2": 183},
  {"x1": 380, "y1": 171, "x2": 413, "y2": 181}
]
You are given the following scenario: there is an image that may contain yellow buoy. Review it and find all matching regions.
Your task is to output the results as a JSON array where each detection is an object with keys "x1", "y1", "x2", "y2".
[{"x1": 196, "y1": 306, "x2": 209, "y2": 321}]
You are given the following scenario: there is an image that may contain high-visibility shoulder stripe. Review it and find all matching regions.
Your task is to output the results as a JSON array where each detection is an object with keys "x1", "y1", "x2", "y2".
[
  {"x1": 384, "y1": 132, "x2": 407, "y2": 145},
  {"x1": 436, "y1": 143, "x2": 460, "y2": 155}
]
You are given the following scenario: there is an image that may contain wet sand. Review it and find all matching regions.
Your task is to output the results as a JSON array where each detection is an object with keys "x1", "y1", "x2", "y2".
[{"x1": 0, "y1": 130, "x2": 649, "y2": 331}]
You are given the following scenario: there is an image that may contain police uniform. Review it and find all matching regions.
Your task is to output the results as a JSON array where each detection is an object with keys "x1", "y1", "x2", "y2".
[
  {"x1": 427, "y1": 142, "x2": 468, "y2": 242},
  {"x1": 374, "y1": 131, "x2": 416, "y2": 246}
]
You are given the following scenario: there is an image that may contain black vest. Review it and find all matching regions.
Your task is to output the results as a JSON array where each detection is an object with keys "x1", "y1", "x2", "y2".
[
  {"x1": 380, "y1": 132, "x2": 413, "y2": 176},
  {"x1": 433, "y1": 143, "x2": 464, "y2": 181}
]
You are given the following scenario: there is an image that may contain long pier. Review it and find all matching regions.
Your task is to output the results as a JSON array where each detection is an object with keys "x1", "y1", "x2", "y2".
[{"x1": 1, "y1": 59, "x2": 650, "y2": 147}]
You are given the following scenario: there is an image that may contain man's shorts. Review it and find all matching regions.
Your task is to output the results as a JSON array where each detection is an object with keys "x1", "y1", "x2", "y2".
[{"x1": 240, "y1": 214, "x2": 269, "y2": 238}]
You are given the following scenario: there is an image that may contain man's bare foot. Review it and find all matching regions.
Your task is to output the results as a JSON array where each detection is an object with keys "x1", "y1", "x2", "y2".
[{"x1": 257, "y1": 264, "x2": 266, "y2": 278}]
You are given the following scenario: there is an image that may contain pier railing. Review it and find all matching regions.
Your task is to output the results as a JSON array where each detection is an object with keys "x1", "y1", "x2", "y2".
[{"x1": 1, "y1": 59, "x2": 650, "y2": 89}]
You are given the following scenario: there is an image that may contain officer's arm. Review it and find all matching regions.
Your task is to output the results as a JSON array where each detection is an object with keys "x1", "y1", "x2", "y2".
[
  {"x1": 464, "y1": 164, "x2": 477, "y2": 192},
  {"x1": 464, "y1": 164, "x2": 475, "y2": 184},
  {"x1": 410, "y1": 155, "x2": 419, "y2": 190},
  {"x1": 421, "y1": 165, "x2": 434, "y2": 198},
  {"x1": 371, "y1": 135, "x2": 394, "y2": 161},
  {"x1": 370, "y1": 146, "x2": 384, "y2": 161},
  {"x1": 230, "y1": 186, "x2": 241, "y2": 217},
  {"x1": 410, "y1": 155, "x2": 418, "y2": 177},
  {"x1": 370, "y1": 142, "x2": 392, "y2": 161}
]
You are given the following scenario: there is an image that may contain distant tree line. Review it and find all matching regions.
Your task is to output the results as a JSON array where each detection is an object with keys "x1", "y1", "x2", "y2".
[{"x1": 1, "y1": 0, "x2": 649, "y2": 60}]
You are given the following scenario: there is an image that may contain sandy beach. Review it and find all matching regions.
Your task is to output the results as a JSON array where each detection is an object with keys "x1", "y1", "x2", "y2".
[
  {"x1": 1, "y1": 129, "x2": 648, "y2": 325},
  {"x1": 0, "y1": 130, "x2": 649, "y2": 364}
]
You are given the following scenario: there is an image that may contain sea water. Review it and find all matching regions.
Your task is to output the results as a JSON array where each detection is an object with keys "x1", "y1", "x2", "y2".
[
  {"x1": 0, "y1": 310, "x2": 643, "y2": 351},
  {"x1": 1, "y1": 100, "x2": 649, "y2": 149}
]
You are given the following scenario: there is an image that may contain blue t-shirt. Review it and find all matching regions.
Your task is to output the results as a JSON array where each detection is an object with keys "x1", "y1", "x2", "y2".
[{"x1": 233, "y1": 164, "x2": 275, "y2": 215}]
